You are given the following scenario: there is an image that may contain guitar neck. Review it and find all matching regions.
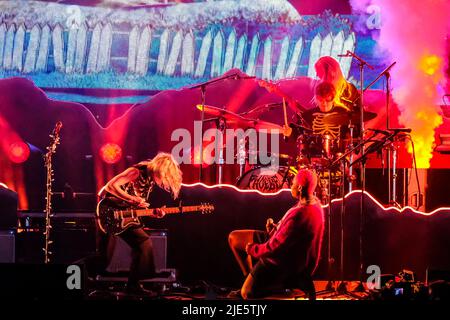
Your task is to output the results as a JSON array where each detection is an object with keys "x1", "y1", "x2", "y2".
[{"x1": 134, "y1": 205, "x2": 202, "y2": 217}]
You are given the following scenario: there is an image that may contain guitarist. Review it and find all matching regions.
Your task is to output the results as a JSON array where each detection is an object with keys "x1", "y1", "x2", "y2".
[
  {"x1": 98, "y1": 152, "x2": 182, "y2": 294},
  {"x1": 228, "y1": 169, "x2": 324, "y2": 299}
]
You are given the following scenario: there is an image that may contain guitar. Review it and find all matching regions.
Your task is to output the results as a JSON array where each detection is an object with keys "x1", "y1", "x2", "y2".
[{"x1": 97, "y1": 197, "x2": 214, "y2": 235}]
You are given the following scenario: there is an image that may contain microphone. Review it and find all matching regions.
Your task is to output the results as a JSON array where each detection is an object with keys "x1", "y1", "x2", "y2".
[
  {"x1": 337, "y1": 51, "x2": 352, "y2": 57},
  {"x1": 366, "y1": 128, "x2": 390, "y2": 135}
]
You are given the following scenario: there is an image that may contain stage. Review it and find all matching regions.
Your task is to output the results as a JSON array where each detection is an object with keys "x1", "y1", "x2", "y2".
[{"x1": 0, "y1": 0, "x2": 450, "y2": 303}]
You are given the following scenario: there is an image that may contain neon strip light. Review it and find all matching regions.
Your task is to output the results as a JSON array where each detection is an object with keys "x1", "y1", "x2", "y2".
[
  {"x1": 181, "y1": 183, "x2": 450, "y2": 216},
  {"x1": 182, "y1": 182, "x2": 291, "y2": 196}
]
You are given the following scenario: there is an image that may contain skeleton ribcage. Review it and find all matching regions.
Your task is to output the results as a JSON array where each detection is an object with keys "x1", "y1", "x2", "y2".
[{"x1": 312, "y1": 113, "x2": 341, "y2": 139}]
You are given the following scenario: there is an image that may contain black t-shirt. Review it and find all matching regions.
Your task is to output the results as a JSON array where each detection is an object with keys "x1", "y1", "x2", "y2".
[
  {"x1": 104, "y1": 163, "x2": 155, "y2": 202},
  {"x1": 123, "y1": 164, "x2": 155, "y2": 200}
]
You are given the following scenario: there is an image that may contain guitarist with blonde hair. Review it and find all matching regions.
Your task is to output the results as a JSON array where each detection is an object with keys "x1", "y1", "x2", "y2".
[{"x1": 98, "y1": 152, "x2": 182, "y2": 295}]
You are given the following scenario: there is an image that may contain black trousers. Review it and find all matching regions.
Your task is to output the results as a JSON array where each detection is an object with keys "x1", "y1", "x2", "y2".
[{"x1": 119, "y1": 227, "x2": 156, "y2": 286}]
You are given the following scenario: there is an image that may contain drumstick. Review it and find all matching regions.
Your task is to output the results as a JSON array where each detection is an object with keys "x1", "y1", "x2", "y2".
[{"x1": 282, "y1": 98, "x2": 292, "y2": 137}]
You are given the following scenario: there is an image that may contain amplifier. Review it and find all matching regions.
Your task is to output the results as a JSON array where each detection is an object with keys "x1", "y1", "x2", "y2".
[
  {"x1": 106, "y1": 229, "x2": 167, "y2": 273},
  {"x1": 15, "y1": 213, "x2": 97, "y2": 264},
  {"x1": 0, "y1": 231, "x2": 15, "y2": 263},
  {"x1": 0, "y1": 187, "x2": 17, "y2": 230}
]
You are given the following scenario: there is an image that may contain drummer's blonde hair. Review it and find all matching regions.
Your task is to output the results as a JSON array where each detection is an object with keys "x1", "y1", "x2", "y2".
[
  {"x1": 314, "y1": 56, "x2": 349, "y2": 110},
  {"x1": 139, "y1": 153, "x2": 182, "y2": 199}
]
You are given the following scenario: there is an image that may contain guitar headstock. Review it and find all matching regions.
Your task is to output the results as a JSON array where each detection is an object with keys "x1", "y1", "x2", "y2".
[{"x1": 199, "y1": 203, "x2": 214, "y2": 215}]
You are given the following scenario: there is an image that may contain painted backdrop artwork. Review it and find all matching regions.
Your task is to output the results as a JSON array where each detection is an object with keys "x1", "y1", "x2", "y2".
[{"x1": 0, "y1": 0, "x2": 384, "y2": 95}]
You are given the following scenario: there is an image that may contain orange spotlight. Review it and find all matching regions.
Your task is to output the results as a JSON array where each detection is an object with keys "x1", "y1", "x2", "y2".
[
  {"x1": 100, "y1": 143, "x2": 122, "y2": 164},
  {"x1": 8, "y1": 142, "x2": 30, "y2": 164}
]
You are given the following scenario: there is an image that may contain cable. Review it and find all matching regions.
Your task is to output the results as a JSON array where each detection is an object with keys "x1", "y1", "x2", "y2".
[{"x1": 406, "y1": 134, "x2": 421, "y2": 210}]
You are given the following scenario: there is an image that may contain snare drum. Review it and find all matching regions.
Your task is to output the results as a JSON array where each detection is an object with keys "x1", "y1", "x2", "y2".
[{"x1": 235, "y1": 166, "x2": 297, "y2": 193}]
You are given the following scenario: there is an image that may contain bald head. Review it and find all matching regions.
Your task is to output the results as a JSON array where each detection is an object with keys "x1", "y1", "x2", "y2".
[{"x1": 291, "y1": 169, "x2": 318, "y2": 200}]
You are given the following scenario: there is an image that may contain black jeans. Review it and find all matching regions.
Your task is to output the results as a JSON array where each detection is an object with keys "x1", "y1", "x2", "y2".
[{"x1": 119, "y1": 227, "x2": 156, "y2": 286}]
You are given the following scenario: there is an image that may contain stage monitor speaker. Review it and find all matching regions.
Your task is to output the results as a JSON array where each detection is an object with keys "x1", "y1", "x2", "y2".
[
  {"x1": 0, "y1": 231, "x2": 15, "y2": 263},
  {"x1": 0, "y1": 186, "x2": 18, "y2": 230},
  {"x1": 106, "y1": 229, "x2": 167, "y2": 273}
]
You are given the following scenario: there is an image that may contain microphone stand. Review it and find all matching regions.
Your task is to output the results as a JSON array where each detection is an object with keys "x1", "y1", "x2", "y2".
[
  {"x1": 189, "y1": 73, "x2": 254, "y2": 182},
  {"x1": 339, "y1": 51, "x2": 374, "y2": 293},
  {"x1": 363, "y1": 62, "x2": 397, "y2": 206}
]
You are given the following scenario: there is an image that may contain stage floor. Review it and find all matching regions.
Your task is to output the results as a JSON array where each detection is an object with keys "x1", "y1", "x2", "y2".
[{"x1": 86, "y1": 281, "x2": 370, "y2": 301}]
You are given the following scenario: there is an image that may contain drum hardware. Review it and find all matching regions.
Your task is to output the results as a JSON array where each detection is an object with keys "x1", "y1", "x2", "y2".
[
  {"x1": 363, "y1": 61, "x2": 398, "y2": 207},
  {"x1": 237, "y1": 137, "x2": 246, "y2": 177},
  {"x1": 216, "y1": 117, "x2": 226, "y2": 185},
  {"x1": 190, "y1": 72, "x2": 255, "y2": 182},
  {"x1": 382, "y1": 131, "x2": 410, "y2": 209},
  {"x1": 196, "y1": 103, "x2": 283, "y2": 186}
]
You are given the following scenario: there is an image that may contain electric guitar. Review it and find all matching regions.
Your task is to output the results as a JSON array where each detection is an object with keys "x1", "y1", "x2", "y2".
[{"x1": 97, "y1": 197, "x2": 214, "y2": 235}]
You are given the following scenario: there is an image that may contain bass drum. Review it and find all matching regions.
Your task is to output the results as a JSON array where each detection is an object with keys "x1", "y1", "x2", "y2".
[{"x1": 236, "y1": 166, "x2": 297, "y2": 193}]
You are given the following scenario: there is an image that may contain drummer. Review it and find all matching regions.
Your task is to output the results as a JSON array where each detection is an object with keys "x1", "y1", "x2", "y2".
[
  {"x1": 314, "y1": 55, "x2": 359, "y2": 111},
  {"x1": 302, "y1": 81, "x2": 360, "y2": 144},
  {"x1": 300, "y1": 56, "x2": 362, "y2": 145}
]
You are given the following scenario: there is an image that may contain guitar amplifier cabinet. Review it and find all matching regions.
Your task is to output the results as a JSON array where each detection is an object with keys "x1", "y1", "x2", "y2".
[
  {"x1": 0, "y1": 186, "x2": 18, "y2": 230},
  {"x1": 106, "y1": 229, "x2": 167, "y2": 273},
  {"x1": 15, "y1": 212, "x2": 97, "y2": 264},
  {"x1": 0, "y1": 231, "x2": 15, "y2": 263}
]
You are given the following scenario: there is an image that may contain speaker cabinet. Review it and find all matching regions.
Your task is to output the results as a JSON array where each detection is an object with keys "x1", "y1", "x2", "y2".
[
  {"x1": 106, "y1": 229, "x2": 167, "y2": 273},
  {"x1": 0, "y1": 231, "x2": 15, "y2": 263},
  {"x1": 0, "y1": 187, "x2": 17, "y2": 230}
]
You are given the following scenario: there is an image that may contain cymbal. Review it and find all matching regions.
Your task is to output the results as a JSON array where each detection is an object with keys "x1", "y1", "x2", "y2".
[
  {"x1": 320, "y1": 110, "x2": 377, "y2": 126},
  {"x1": 196, "y1": 104, "x2": 242, "y2": 119},
  {"x1": 196, "y1": 104, "x2": 282, "y2": 131},
  {"x1": 242, "y1": 119, "x2": 282, "y2": 131}
]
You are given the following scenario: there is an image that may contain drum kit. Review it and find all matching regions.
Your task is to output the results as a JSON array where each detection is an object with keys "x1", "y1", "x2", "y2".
[{"x1": 195, "y1": 83, "x2": 380, "y2": 203}]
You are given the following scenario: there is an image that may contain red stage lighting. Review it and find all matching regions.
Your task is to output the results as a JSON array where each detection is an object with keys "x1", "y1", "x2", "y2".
[
  {"x1": 8, "y1": 142, "x2": 30, "y2": 164},
  {"x1": 100, "y1": 143, "x2": 122, "y2": 164}
]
